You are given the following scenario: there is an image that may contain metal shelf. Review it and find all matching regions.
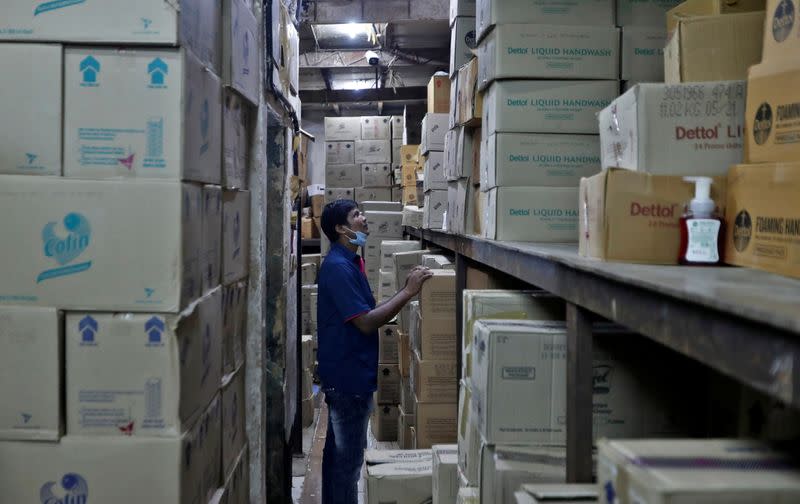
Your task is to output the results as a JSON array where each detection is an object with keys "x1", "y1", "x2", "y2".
[{"x1": 405, "y1": 226, "x2": 800, "y2": 481}]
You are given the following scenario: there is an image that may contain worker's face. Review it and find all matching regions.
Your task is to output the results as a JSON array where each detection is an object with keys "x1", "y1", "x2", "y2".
[{"x1": 346, "y1": 207, "x2": 368, "y2": 234}]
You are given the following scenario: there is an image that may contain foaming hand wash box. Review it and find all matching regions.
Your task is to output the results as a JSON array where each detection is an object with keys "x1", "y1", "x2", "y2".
[
  {"x1": 64, "y1": 47, "x2": 222, "y2": 183},
  {"x1": 0, "y1": 176, "x2": 203, "y2": 312}
]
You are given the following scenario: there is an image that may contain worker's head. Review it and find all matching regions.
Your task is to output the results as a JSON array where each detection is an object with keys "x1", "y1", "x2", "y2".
[{"x1": 321, "y1": 199, "x2": 369, "y2": 246}]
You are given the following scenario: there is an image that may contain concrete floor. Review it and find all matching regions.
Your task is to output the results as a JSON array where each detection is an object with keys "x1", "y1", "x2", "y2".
[{"x1": 292, "y1": 395, "x2": 399, "y2": 504}]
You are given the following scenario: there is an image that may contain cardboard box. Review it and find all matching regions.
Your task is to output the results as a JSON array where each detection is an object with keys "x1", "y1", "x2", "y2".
[
  {"x1": 378, "y1": 270, "x2": 394, "y2": 302},
  {"x1": 422, "y1": 114, "x2": 449, "y2": 154},
  {"x1": 381, "y1": 241, "x2": 422, "y2": 271},
  {"x1": 401, "y1": 376, "x2": 415, "y2": 415},
  {"x1": 366, "y1": 461, "x2": 433, "y2": 504},
  {"x1": 516, "y1": 484, "x2": 597, "y2": 504},
  {"x1": 371, "y1": 404, "x2": 400, "y2": 442},
  {"x1": 724, "y1": 163, "x2": 800, "y2": 279},
  {"x1": 403, "y1": 203, "x2": 425, "y2": 227},
  {"x1": 457, "y1": 487, "x2": 480, "y2": 504},
  {"x1": 579, "y1": 169, "x2": 726, "y2": 264},
  {"x1": 456, "y1": 58, "x2": 483, "y2": 127},
  {"x1": 412, "y1": 353, "x2": 458, "y2": 403},
  {"x1": 399, "y1": 331, "x2": 413, "y2": 378},
  {"x1": 222, "y1": 0, "x2": 259, "y2": 105},
  {"x1": 456, "y1": 128, "x2": 479, "y2": 180},
  {"x1": 476, "y1": 0, "x2": 615, "y2": 42},
  {"x1": 0, "y1": 0, "x2": 221, "y2": 66},
  {"x1": 401, "y1": 145, "x2": 422, "y2": 165},
  {"x1": 325, "y1": 117, "x2": 361, "y2": 141},
  {"x1": 433, "y1": 445, "x2": 459, "y2": 504},
  {"x1": 0, "y1": 396, "x2": 222, "y2": 504},
  {"x1": 478, "y1": 25, "x2": 620, "y2": 90},
  {"x1": 67, "y1": 288, "x2": 222, "y2": 437},
  {"x1": 462, "y1": 291, "x2": 565, "y2": 379},
  {"x1": 0, "y1": 177, "x2": 202, "y2": 311},
  {"x1": 415, "y1": 403, "x2": 458, "y2": 448},
  {"x1": 450, "y1": 17, "x2": 477, "y2": 78},
  {"x1": 325, "y1": 187, "x2": 355, "y2": 204},
  {"x1": 362, "y1": 116, "x2": 392, "y2": 140},
  {"x1": 666, "y1": 0, "x2": 765, "y2": 32},
  {"x1": 419, "y1": 270, "x2": 456, "y2": 320},
  {"x1": 222, "y1": 190, "x2": 250, "y2": 285},
  {"x1": 483, "y1": 80, "x2": 618, "y2": 136},
  {"x1": 762, "y1": 0, "x2": 800, "y2": 61},
  {"x1": 363, "y1": 163, "x2": 394, "y2": 187},
  {"x1": 222, "y1": 366, "x2": 246, "y2": 476},
  {"x1": 424, "y1": 190, "x2": 449, "y2": 230},
  {"x1": 617, "y1": 0, "x2": 684, "y2": 26},
  {"x1": 393, "y1": 251, "x2": 431, "y2": 300},
  {"x1": 479, "y1": 444, "x2": 567, "y2": 504},
  {"x1": 326, "y1": 141, "x2": 356, "y2": 165},
  {"x1": 428, "y1": 75, "x2": 451, "y2": 114},
  {"x1": 424, "y1": 151, "x2": 447, "y2": 191},
  {"x1": 621, "y1": 27, "x2": 667, "y2": 82},
  {"x1": 413, "y1": 315, "x2": 457, "y2": 362},
  {"x1": 481, "y1": 133, "x2": 601, "y2": 190},
  {"x1": 451, "y1": 0, "x2": 477, "y2": 25},
  {"x1": 598, "y1": 439, "x2": 800, "y2": 504},
  {"x1": 356, "y1": 140, "x2": 393, "y2": 164},
  {"x1": 377, "y1": 364, "x2": 402, "y2": 404},
  {"x1": 202, "y1": 185, "x2": 223, "y2": 293},
  {"x1": 444, "y1": 128, "x2": 459, "y2": 181},
  {"x1": 421, "y1": 255, "x2": 454, "y2": 270},
  {"x1": 745, "y1": 59, "x2": 800, "y2": 163},
  {"x1": 64, "y1": 48, "x2": 221, "y2": 183},
  {"x1": 222, "y1": 89, "x2": 250, "y2": 190},
  {"x1": 366, "y1": 449, "x2": 432, "y2": 465},
  {"x1": 222, "y1": 282, "x2": 247, "y2": 375},
  {"x1": 0, "y1": 44, "x2": 62, "y2": 175},
  {"x1": 398, "y1": 407, "x2": 416, "y2": 449},
  {"x1": 457, "y1": 382, "x2": 482, "y2": 487},
  {"x1": 301, "y1": 263, "x2": 317, "y2": 286},
  {"x1": 357, "y1": 187, "x2": 393, "y2": 204},
  {"x1": 379, "y1": 323, "x2": 400, "y2": 364},
  {"x1": 392, "y1": 116, "x2": 405, "y2": 139},
  {"x1": 365, "y1": 210, "x2": 403, "y2": 238},
  {"x1": 325, "y1": 164, "x2": 362, "y2": 188},
  {"x1": 483, "y1": 187, "x2": 579, "y2": 242},
  {"x1": 665, "y1": 12, "x2": 764, "y2": 84},
  {"x1": 364, "y1": 201, "x2": 403, "y2": 212},
  {"x1": 0, "y1": 307, "x2": 62, "y2": 441},
  {"x1": 471, "y1": 320, "x2": 568, "y2": 444},
  {"x1": 598, "y1": 81, "x2": 746, "y2": 175}
]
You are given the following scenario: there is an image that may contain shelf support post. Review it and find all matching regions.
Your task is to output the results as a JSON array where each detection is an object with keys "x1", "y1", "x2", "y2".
[{"x1": 566, "y1": 303, "x2": 594, "y2": 483}]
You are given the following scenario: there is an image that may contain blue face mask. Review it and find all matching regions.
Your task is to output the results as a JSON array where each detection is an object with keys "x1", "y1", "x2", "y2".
[{"x1": 345, "y1": 227, "x2": 368, "y2": 247}]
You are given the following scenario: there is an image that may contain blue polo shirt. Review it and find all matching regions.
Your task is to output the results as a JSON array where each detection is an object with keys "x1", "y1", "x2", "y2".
[{"x1": 317, "y1": 242, "x2": 378, "y2": 395}]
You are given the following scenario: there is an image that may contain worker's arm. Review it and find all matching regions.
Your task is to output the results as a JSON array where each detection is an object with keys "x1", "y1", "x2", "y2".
[{"x1": 350, "y1": 266, "x2": 433, "y2": 334}]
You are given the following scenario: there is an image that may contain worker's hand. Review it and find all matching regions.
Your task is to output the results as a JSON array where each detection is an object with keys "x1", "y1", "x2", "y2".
[{"x1": 403, "y1": 266, "x2": 434, "y2": 297}]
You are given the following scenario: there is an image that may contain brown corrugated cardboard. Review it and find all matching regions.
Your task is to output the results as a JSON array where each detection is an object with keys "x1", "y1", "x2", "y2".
[
  {"x1": 398, "y1": 406, "x2": 416, "y2": 449},
  {"x1": 745, "y1": 58, "x2": 800, "y2": 163},
  {"x1": 762, "y1": 0, "x2": 800, "y2": 61},
  {"x1": 666, "y1": 0, "x2": 765, "y2": 32},
  {"x1": 665, "y1": 12, "x2": 764, "y2": 83},
  {"x1": 415, "y1": 402, "x2": 458, "y2": 449},
  {"x1": 325, "y1": 164, "x2": 362, "y2": 188},
  {"x1": 0, "y1": 307, "x2": 62, "y2": 441},
  {"x1": 401, "y1": 375, "x2": 415, "y2": 414},
  {"x1": 477, "y1": 0, "x2": 615, "y2": 41},
  {"x1": 356, "y1": 188, "x2": 393, "y2": 205},
  {"x1": 362, "y1": 163, "x2": 394, "y2": 187},
  {"x1": 617, "y1": 0, "x2": 684, "y2": 26},
  {"x1": 579, "y1": 169, "x2": 726, "y2": 264},
  {"x1": 403, "y1": 184, "x2": 424, "y2": 206},
  {"x1": 457, "y1": 57, "x2": 483, "y2": 127},
  {"x1": 598, "y1": 439, "x2": 800, "y2": 504},
  {"x1": 377, "y1": 364, "x2": 401, "y2": 404},
  {"x1": 365, "y1": 210, "x2": 403, "y2": 238},
  {"x1": 413, "y1": 313, "x2": 457, "y2": 361},
  {"x1": 324, "y1": 187, "x2": 354, "y2": 204},
  {"x1": 399, "y1": 330, "x2": 413, "y2": 378},
  {"x1": 621, "y1": 27, "x2": 667, "y2": 82},
  {"x1": 366, "y1": 460, "x2": 433, "y2": 504},
  {"x1": 725, "y1": 163, "x2": 800, "y2": 279},
  {"x1": 361, "y1": 116, "x2": 392, "y2": 141},
  {"x1": 379, "y1": 324, "x2": 400, "y2": 364},
  {"x1": 428, "y1": 75, "x2": 451, "y2": 114},
  {"x1": 326, "y1": 141, "x2": 355, "y2": 165},
  {"x1": 412, "y1": 353, "x2": 458, "y2": 403},
  {"x1": 483, "y1": 187, "x2": 579, "y2": 242},
  {"x1": 371, "y1": 404, "x2": 400, "y2": 442},
  {"x1": 424, "y1": 190, "x2": 449, "y2": 229},
  {"x1": 401, "y1": 145, "x2": 421, "y2": 164},
  {"x1": 419, "y1": 269, "x2": 457, "y2": 320},
  {"x1": 325, "y1": 117, "x2": 361, "y2": 141}
]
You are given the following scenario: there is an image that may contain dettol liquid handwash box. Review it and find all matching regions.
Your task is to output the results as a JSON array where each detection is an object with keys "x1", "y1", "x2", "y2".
[
  {"x1": 64, "y1": 47, "x2": 222, "y2": 183},
  {"x1": 482, "y1": 80, "x2": 618, "y2": 136},
  {"x1": 478, "y1": 25, "x2": 620, "y2": 89},
  {"x1": 483, "y1": 187, "x2": 579, "y2": 242},
  {"x1": 0, "y1": 176, "x2": 203, "y2": 312}
]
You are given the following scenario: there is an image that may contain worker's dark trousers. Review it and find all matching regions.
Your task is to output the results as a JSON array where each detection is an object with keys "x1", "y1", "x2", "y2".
[{"x1": 321, "y1": 389, "x2": 374, "y2": 504}]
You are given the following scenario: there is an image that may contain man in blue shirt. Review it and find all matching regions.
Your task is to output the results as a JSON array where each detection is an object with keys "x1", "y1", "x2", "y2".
[{"x1": 317, "y1": 199, "x2": 432, "y2": 504}]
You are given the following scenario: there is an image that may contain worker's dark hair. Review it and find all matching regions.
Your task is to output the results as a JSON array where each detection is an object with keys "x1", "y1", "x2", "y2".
[{"x1": 321, "y1": 199, "x2": 358, "y2": 244}]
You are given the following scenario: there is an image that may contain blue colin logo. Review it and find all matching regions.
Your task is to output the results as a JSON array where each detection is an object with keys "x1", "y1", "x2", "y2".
[
  {"x1": 38, "y1": 213, "x2": 92, "y2": 283},
  {"x1": 34, "y1": 0, "x2": 85, "y2": 16},
  {"x1": 39, "y1": 473, "x2": 88, "y2": 504},
  {"x1": 145, "y1": 317, "x2": 165, "y2": 345},
  {"x1": 147, "y1": 57, "x2": 169, "y2": 87},
  {"x1": 21, "y1": 412, "x2": 32, "y2": 424},
  {"x1": 78, "y1": 315, "x2": 98, "y2": 345},
  {"x1": 142, "y1": 18, "x2": 153, "y2": 30},
  {"x1": 26, "y1": 153, "x2": 37, "y2": 165}
]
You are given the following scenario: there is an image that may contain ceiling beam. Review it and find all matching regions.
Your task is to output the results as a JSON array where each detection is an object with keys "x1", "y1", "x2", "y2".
[
  {"x1": 299, "y1": 86, "x2": 427, "y2": 103},
  {"x1": 300, "y1": 50, "x2": 419, "y2": 69},
  {"x1": 306, "y1": 0, "x2": 448, "y2": 24}
]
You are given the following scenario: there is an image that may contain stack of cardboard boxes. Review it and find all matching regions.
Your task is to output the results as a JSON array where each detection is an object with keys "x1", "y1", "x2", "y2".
[
  {"x1": 363, "y1": 203, "x2": 406, "y2": 293},
  {"x1": 401, "y1": 144, "x2": 425, "y2": 209},
  {"x1": 301, "y1": 253, "x2": 321, "y2": 383},
  {"x1": 0, "y1": 1, "x2": 257, "y2": 500},
  {"x1": 422, "y1": 76, "x2": 452, "y2": 230},
  {"x1": 475, "y1": 0, "x2": 620, "y2": 242}
]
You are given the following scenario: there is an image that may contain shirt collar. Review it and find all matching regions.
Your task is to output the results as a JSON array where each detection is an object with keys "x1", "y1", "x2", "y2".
[{"x1": 331, "y1": 241, "x2": 359, "y2": 262}]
